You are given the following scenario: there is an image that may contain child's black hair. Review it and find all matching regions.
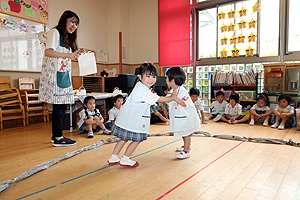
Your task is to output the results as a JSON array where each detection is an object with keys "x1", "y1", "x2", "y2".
[
  {"x1": 127, "y1": 63, "x2": 158, "y2": 97},
  {"x1": 229, "y1": 92, "x2": 239, "y2": 103},
  {"x1": 166, "y1": 67, "x2": 186, "y2": 86},
  {"x1": 84, "y1": 96, "x2": 95, "y2": 105},
  {"x1": 83, "y1": 96, "x2": 100, "y2": 117},
  {"x1": 257, "y1": 93, "x2": 270, "y2": 106},
  {"x1": 216, "y1": 91, "x2": 224, "y2": 98},
  {"x1": 162, "y1": 86, "x2": 169, "y2": 92},
  {"x1": 278, "y1": 94, "x2": 291, "y2": 104},
  {"x1": 113, "y1": 94, "x2": 124, "y2": 103},
  {"x1": 190, "y1": 87, "x2": 200, "y2": 96}
]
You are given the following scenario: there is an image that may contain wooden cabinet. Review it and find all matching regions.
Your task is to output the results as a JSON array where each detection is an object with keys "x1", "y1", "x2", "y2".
[
  {"x1": 72, "y1": 76, "x2": 105, "y2": 93},
  {"x1": 263, "y1": 62, "x2": 300, "y2": 95}
]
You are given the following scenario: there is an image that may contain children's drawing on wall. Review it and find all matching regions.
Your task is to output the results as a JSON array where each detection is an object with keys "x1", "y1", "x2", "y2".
[
  {"x1": 0, "y1": 0, "x2": 49, "y2": 24},
  {"x1": 22, "y1": 50, "x2": 29, "y2": 58}
]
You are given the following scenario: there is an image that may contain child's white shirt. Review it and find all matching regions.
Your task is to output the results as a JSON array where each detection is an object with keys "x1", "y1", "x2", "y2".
[
  {"x1": 141, "y1": 90, "x2": 161, "y2": 105},
  {"x1": 210, "y1": 100, "x2": 227, "y2": 114},
  {"x1": 193, "y1": 99, "x2": 203, "y2": 111},
  {"x1": 107, "y1": 106, "x2": 120, "y2": 123},
  {"x1": 77, "y1": 108, "x2": 102, "y2": 127},
  {"x1": 251, "y1": 104, "x2": 270, "y2": 111},
  {"x1": 274, "y1": 105, "x2": 294, "y2": 113},
  {"x1": 225, "y1": 103, "x2": 243, "y2": 117}
]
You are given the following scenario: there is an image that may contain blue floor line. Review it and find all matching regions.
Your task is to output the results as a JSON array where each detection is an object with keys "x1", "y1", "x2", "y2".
[
  {"x1": 15, "y1": 185, "x2": 56, "y2": 200},
  {"x1": 16, "y1": 138, "x2": 181, "y2": 199}
]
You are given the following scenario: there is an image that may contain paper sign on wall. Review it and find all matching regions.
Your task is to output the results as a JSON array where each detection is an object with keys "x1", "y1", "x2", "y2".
[{"x1": 78, "y1": 52, "x2": 97, "y2": 76}]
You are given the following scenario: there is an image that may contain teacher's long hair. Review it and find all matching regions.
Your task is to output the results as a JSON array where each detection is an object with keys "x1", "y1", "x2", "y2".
[{"x1": 55, "y1": 10, "x2": 79, "y2": 52}]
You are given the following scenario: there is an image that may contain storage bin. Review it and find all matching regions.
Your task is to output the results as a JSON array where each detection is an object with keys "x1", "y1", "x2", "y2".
[
  {"x1": 213, "y1": 90, "x2": 232, "y2": 99},
  {"x1": 235, "y1": 90, "x2": 256, "y2": 100}
]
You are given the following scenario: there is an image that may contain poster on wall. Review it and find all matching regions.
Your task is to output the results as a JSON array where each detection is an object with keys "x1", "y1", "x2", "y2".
[{"x1": 0, "y1": 0, "x2": 48, "y2": 24}]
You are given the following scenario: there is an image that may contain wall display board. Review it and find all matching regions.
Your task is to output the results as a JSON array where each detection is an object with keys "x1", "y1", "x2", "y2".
[
  {"x1": 0, "y1": 12, "x2": 45, "y2": 71},
  {"x1": 0, "y1": 0, "x2": 48, "y2": 24}
]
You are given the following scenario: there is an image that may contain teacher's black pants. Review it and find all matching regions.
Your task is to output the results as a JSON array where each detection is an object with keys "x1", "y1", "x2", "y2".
[{"x1": 52, "y1": 104, "x2": 68, "y2": 137}]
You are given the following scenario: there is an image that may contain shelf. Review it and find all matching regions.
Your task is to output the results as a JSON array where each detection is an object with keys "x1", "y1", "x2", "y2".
[
  {"x1": 212, "y1": 98, "x2": 256, "y2": 102},
  {"x1": 212, "y1": 85, "x2": 256, "y2": 87}
]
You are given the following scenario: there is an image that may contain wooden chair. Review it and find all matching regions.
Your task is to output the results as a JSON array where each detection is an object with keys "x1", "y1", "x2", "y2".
[
  {"x1": 0, "y1": 76, "x2": 26, "y2": 130},
  {"x1": 18, "y1": 77, "x2": 47, "y2": 125}
]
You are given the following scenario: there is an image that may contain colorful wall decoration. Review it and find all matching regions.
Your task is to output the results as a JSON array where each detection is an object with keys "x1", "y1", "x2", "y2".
[
  {"x1": 0, "y1": 0, "x2": 48, "y2": 24},
  {"x1": 218, "y1": 1, "x2": 259, "y2": 58}
]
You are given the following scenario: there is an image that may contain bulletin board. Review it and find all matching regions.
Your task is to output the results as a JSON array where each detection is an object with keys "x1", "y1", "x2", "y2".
[
  {"x1": 0, "y1": 0, "x2": 49, "y2": 24},
  {"x1": 0, "y1": 12, "x2": 45, "y2": 71}
]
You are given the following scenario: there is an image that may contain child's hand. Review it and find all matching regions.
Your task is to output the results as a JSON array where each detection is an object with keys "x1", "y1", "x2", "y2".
[
  {"x1": 202, "y1": 120, "x2": 207, "y2": 124},
  {"x1": 69, "y1": 52, "x2": 79, "y2": 60},
  {"x1": 171, "y1": 90, "x2": 177, "y2": 99},
  {"x1": 230, "y1": 117, "x2": 235, "y2": 122},
  {"x1": 77, "y1": 48, "x2": 86, "y2": 54}
]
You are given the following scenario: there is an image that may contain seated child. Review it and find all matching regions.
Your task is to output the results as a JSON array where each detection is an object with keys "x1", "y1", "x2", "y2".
[
  {"x1": 77, "y1": 96, "x2": 111, "y2": 138},
  {"x1": 208, "y1": 91, "x2": 227, "y2": 122},
  {"x1": 249, "y1": 93, "x2": 272, "y2": 126},
  {"x1": 105, "y1": 94, "x2": 124, "y2": 129},
  {"x1": 150, "y1": 102, "x2": 170, "y2": 124},
  {"x1": 271, "y1": 94, "x2": 295, "y2": 130},
  {"x1": 189, "y1": 87, "x2": 207, "y2": 124},
  {"x1": 220, "y1": 92, "x2": 249, "y2": 124}
]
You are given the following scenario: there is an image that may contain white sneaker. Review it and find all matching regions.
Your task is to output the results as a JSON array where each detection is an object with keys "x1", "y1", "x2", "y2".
[
  {"x1": 176, "y1": 145, "x2": 191, "y2": 152},
  {"x1": 278, "y1": 123, "x2": 285, "y2": 130},
  {"x1": 103, "y1": 129, "x2": 111, "y2": 135},
  {"x1": 263, "y1": 120, "x2": 268, "y2": 126},
  {"x1": 205, "y1": 117, "x2": 209, "y2": 121},
  {"x1": 249, "y1": 119, "x2": 255, "y2": 126},
  {"x1": 175, "y1": 152, "x2": 190, "y2": 159},
  {"x1": 108, "y1": 157, "x2": 120, "y2": 165},
  {"x1": 213, "y1": 114, "x2": 221, "y2": 122},
  {"x1": 271, "y1": 123, "x2": 279, "y2": 128},
  {"x1": 119, "y1": 158, "x2": 139, "y2": 167},
  {"x1": 88, "y1": 131, "x2": 94, "y2": 138}
]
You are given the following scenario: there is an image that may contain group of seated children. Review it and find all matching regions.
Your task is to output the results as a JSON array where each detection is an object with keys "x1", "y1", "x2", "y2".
[
  {"x1": 204, "y1": 89, "x2": 295, "y2": 130},
  {"x1": 77, "y1": 94, "x2": 124, "y2": 138},
  {"x1": 78, "y1": 87, "x2": 295, "y2": 138}
]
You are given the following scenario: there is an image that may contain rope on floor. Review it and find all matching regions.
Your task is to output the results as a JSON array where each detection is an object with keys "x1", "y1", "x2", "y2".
[{"x1": 1, "y1": 131, "x2": 300, "y2": 194}]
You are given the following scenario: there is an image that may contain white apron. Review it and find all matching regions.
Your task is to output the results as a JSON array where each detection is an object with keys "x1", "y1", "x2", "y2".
[
  {"x1": 39, "y1": 35, "x2": 74, "y2": 104},
  {"x1": 169, "y1": 86, "x2": 201, "y2": 136}
]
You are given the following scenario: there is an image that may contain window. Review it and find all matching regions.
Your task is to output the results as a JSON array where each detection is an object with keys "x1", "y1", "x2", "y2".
[
  {"x1": 287, "y1": 0, "x2": 300, "y2": 53},
  {"x1": 259, "y1": 0, "x2": 279, "y2": 56},
  {"x1": 198, "y1": 8, "x2": 217, "y2": 59}
]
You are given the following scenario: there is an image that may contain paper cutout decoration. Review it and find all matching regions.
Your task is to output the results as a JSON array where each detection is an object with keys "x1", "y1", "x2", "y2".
[
  {"x1": 24, "y1": 4, "x2": 36, "y2": 18},
  {"x1": 228, "y1": 9, "x2": 236, "y2": 18},
  {"x1": 39, "y1": 10, "x2": 48, "y2": 23},
  {"x1": 220, "y1": 24, "x2": 228, "y2": 33},
  {"x1": 230, "y1": 35, "x2": 237, "y2": 45},
  {"x1": 252, "y1": 2, "x2": 261, "y2": 13},
  {"x1": 227, "y1": 23, "x2": 235, "y2": 32},
  {"x1": 219, "y1": 48, "x2": 229, "y2": 58},
  {"x1": 238, "y1": 7, "x2": 247, "y2": 17},
  {"x1": 237, "y1": 20, "x2": 247, "y2": 30},
  {"x1": 5, "y1": 17, "x2": 17, "y2": 30},
  {"x1": 248, "y1": 19, "x2": 257, "y2": 29},
  {"x1": 220, "y1": 36, "x2": 228, "y2": 45},
  {"x1": 248, "y1": 32, "x2": 257, "y2": 42},
  {"x1": 218, "y1": 11, "x2": 226, "y2": 20},
  {"x1": 1, "y1": 1, "x2": 11, "y2": 12},
  {"x1": 245, "y1": 46, "x2": 255, "y2": 57},
  {"x1": 17, "y1": 19, "x2": 29, "y2": 32},
  {"x1": 231, "y1": 47, "x2": 240, "y2": 57},
  {"x1": 8, "y1": 0, "x2": 21, "y2": 13},
  {"x1": 22, "y1": 51, "x2": 29, "y2": 58},
  {"x1": 238, "y1": 34, "x2": 245, "y2": 43},
  {"x1": 0, "y1": 17, "x2": 6, "y2": 27}
]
